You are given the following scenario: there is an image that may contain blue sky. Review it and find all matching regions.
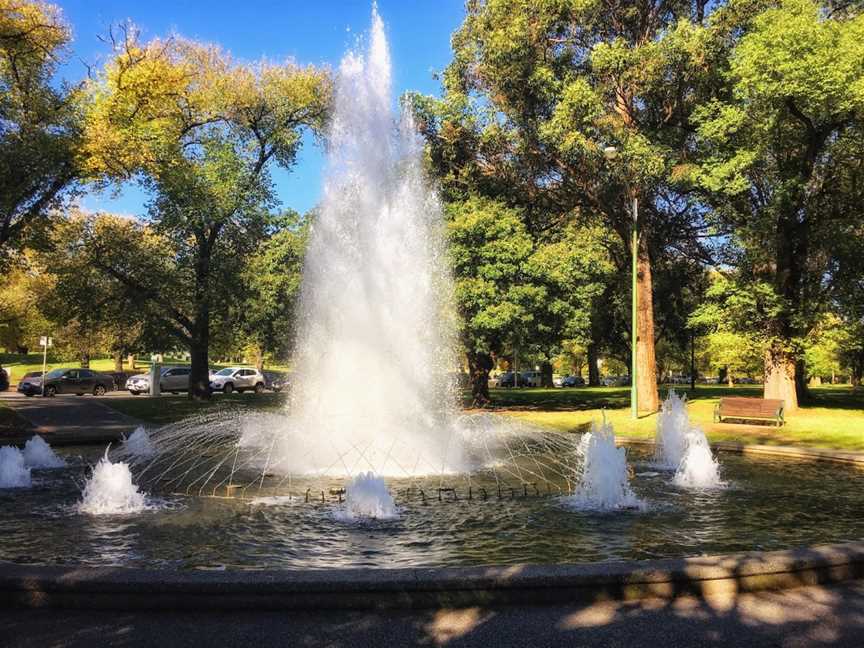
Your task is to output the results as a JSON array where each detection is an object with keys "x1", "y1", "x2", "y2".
[{"x1": 59, "y1": 0, "x2": 466, "y2": 217}]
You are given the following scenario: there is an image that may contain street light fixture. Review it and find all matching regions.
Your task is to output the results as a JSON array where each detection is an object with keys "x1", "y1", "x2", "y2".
[{"x1": 603, "y1": 145, "x2": 639, "y2": 419}]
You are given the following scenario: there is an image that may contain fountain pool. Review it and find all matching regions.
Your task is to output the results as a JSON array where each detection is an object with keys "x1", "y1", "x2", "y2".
[{"x1": 1, "y1": 443, "x2": 863, "y2": 571}]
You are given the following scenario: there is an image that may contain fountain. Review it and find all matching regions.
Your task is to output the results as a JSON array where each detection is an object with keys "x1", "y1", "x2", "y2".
[
  {"x1": 0, "y1": 7, "x2": 862, "y2": 576},
  {"x1": 260, "y1": 6, "x2": 464, "y2": 478},
  {"x1": 22, "y1": 435, "x2": 66, "y2": 469},
  {"x1": 654, "y1": 391, "x2": 723, "y2": 488},
  {"x1": 565, "y1": 421, "x2": 642, "y2": 510},
  {"x1": 0, "y1": 446, "x2": 31, "y2": 488},
  {"x1": 78, "y1": 450, "x2": 153, "y2": 515},
  {"x1": 336, "y1": 472, "x2": 399, "y2": 520},
  {"x1": 121, "y1": 426, "x2": 156, "y2": 459}
]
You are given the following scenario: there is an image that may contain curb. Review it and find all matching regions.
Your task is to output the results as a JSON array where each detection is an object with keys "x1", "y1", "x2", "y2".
[{"x1": 2, "y1": 542, "x2": 864, "y2": 610}]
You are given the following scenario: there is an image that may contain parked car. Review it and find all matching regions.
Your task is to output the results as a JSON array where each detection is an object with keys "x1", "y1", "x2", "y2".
[
  {"x1": 264, "y1": 371, "x2": 290, "y2": 392},
  {"x1": 0, "y1": 366, "x2": 9, "y2": 392},
  {"x1": 520, "y1": 371, "x2": 542, "y2": 387},
  {"x1": 560, "y1": 375, "x2": 585, "y2": 387},
  {"x1": 19, "y1": 368, "x2": 114, "y2": 397},
  {"x1": 15, "y1": 371, "x2": 44, "y2": 394},
  {"x1": 602, "y1": 375, "x2": 631, "y2": 387},
  {"x1": 125, "y1": 366, "x2": 192, "y2": 395},
  {"x1": 209, "y1": 367, "x2": 266, "y2": 394}
]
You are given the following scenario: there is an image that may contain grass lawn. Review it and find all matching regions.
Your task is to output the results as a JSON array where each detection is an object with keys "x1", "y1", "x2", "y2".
[
  {"x1": 487, "y1": 384, "x2": 864, "y2": 451},
  {"x1": 103, "y1": 392, "x2": 289, "y2": 426},
  {"x1": 98, "y1": 382, "x2": 864, "y2": 452}
]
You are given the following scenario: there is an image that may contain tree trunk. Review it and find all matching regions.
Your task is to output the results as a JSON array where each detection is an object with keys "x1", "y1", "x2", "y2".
[
  {"x1": 113, "y1": 351, "x2": 123, "y2": 372},
  {"x1": 189, "y1": 341, "x2": 211, "y2": 401},
  {"x1": 467, "y1": 351, "x2": 493, "y2": 407},
  {"x1": 128, "y1": 354, "x2": 136, "y2": 370},
  {"x1": 254, "y1": 346, "x2": 265, "y2": 371},
  {"x1": 80, "y1": 352, "x2": 90, "y2": 369},
  {"x1": 727, "y1": 372, "x2": 734, "y2": 388},
  {"x1": 587, "y1": 343, "x2": 600, "y2": 386},
  {"x1": 540, "y1": 360, "x2": 553, "y2": 388},
  {"x1": 764, "y1": 345, "x2": 798, "y2": 412},
  {"x1": 719, "y1": 366, "x2": 728, "y2": 385},
  {"x1": 188, "y1": 233, "x2": 213, "y2": 401},
  {"x1": 635, "y1": 244, "x2": 660, "y2": 412}
]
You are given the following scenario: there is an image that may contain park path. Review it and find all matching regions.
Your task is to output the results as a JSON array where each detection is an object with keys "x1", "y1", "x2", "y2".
[{"x1": 0, "y1": 391, "x2": 143, "y2": 445}]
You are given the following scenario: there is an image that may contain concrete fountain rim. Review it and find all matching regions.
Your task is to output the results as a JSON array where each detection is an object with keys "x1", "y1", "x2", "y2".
[
  {"x1": 1, "y1": 541, "x2": 864, "y2": 610},
  {"x1": 2, "y1": 441, "x2": 863, "y2": 611}
]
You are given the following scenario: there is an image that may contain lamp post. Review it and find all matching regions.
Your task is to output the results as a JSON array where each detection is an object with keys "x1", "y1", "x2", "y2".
[{"x1": 604, "y1": 146, "x2": 639, "y2": 419}]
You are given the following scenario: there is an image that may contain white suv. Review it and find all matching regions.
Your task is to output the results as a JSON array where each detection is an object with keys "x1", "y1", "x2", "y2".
[{"x1": 209, "y1": 367, "x2": 266, "y2": 394}]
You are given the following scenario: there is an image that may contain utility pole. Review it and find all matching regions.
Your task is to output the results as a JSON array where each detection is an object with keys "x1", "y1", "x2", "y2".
[
  {"x1": 630, "y1": 194, "x2": 639, "y2": 420},
  {"x1": 690, "y1": 332, "x2": 696, "y2": 392},
  {"x1": 39, "y1": 336, "x2": 52, "y2": 396}
]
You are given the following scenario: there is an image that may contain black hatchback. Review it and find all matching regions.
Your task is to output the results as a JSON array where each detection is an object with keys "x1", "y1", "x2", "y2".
[{"x1": 19, "y1": 368, "x2": 115, "y2": 397}]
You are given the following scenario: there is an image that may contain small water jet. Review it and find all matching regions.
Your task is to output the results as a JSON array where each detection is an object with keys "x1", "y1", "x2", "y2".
[
  {"x1": 121, "y1": 426, "x2": 156, "y2": 459},
  {"x1": 22, "y1": 435, "x2": 65, "y2": 469},
  {"x1": 654, "y1": 390, "x2": 691, "y2": 469},
  {"x1": 673, "y1": 431, "x2": 723, "y2": 488},
  {"x1": 0, "y1": 446, "x2": 31, "y2": 488},
  {"x1": 78, "y1": 451, "x2": 152, "y2": 515},
  {"x1": 336, "y1": 472, "x2": 398, "y2": 520},
  {"x1": 565, "y1": 422, "x2": 642, "y2": 511},
  {"x1": 654, "y1": 391, "x2": 723, "y2": 488}
]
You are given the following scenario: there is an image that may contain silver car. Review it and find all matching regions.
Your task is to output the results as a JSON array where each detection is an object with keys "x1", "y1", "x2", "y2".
[
  {"x1": 209, "y1": 367, "x2": 266, "y2": 394},
  {"x1": 125, "y1": 366, "x2": 192, "y2": 395}
]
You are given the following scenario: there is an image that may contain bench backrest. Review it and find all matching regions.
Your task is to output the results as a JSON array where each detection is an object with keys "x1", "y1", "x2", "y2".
[{"x1": 719, "y1": 397, "x2": 784, "y2": 417}]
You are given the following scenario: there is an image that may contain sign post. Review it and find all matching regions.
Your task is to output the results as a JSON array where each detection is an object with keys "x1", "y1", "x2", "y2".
[{"x1": 39, "y1": 336, "x2": 53, "y2": 396}]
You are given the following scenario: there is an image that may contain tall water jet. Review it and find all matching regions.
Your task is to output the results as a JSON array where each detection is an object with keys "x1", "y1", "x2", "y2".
[
  {"x1": 78, "y1": 451, "x2": 152, "y2": 515},
  {"x1": 0, "y1": 446, "x2": 31, "y2": 488},
  {"x1": 272, "y1": 7, "x2": 462, "y2": 477},
  {"x1": 22, "y1": 435, "x2": 65, "y2": 469},
  {"x1": 565, "y1": 422, "x2": 641, "y2": 510}
]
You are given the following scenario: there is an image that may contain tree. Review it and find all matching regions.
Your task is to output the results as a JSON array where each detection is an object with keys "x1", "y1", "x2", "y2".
[
  {"x1": 0, "y1": 252, "x2": 50, "y2": 352},
  {"x1": 693, "y1": 0, "x2": 864, "y2": 410},
  {"x1": 37, "y1": 211, "x2": 175, "y2": 369},
  {"x1": 446, "y1": 197, "x2": 534, "y2": 405},
  {"x1": 0, "y1": 0, "x2": 81, "y2": 253},
  {"x1": 238, "y1": 210, "x2": 309, "y2": 369},
  {"x1": 418, "y1": 0, "x2": 731, "y2": 413},
  {"x1": 82, "y1": 28, "x2": 331, "y2": 399}
]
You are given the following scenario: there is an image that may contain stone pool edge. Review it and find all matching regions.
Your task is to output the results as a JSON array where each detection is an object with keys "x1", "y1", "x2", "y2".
[
  {"x1": 618, "y1": 437, "x2": 864, "y2": 467},
  {"x1": 2, "y1": 541, "x2": 863, "y2": 610}
]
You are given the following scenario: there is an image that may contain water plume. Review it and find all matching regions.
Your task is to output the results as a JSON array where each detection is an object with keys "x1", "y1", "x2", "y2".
[
  {"x1": 271, "y1": 5, "x2": 463, "y2": 477},
  {"x1": 22, "y1": 435, "x2": 65, "y2": 469},
  {"x1": 121, "y1": 426, "x2": 156, "y2": 459},
  {"x1": 0, "y1": 446, "x2": 31, "y2": 488},
  {"x1": 655, "y1": 391, "x2": 723, "y2": 488},
  {"x1": 336, "y1": 472, "x2": 398, "y2": 520},
  {"x1": 78, "y1": 450, "x2": 153, "y2": 515},
  {"x1": 565, "y1": 422, "x2": 642, "y2": 511}
]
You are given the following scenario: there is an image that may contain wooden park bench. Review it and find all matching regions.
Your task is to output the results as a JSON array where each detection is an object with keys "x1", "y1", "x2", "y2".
[{"x1": 714, "y1": 397, "x2": 785, "y2": 427}]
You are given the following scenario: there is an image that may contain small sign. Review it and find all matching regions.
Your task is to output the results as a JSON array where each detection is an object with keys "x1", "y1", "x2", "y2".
[{"x1": 39, "y1": 336, "x2": 53, "y2": 347}]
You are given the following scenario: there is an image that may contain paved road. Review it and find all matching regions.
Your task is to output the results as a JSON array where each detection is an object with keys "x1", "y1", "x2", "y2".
[
  {"x1": 2, "y1": 580, "x2": 863, "y2": 647},
  {"x1": 0, "y1": 391, "x2": 143, "y2": 445}
]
